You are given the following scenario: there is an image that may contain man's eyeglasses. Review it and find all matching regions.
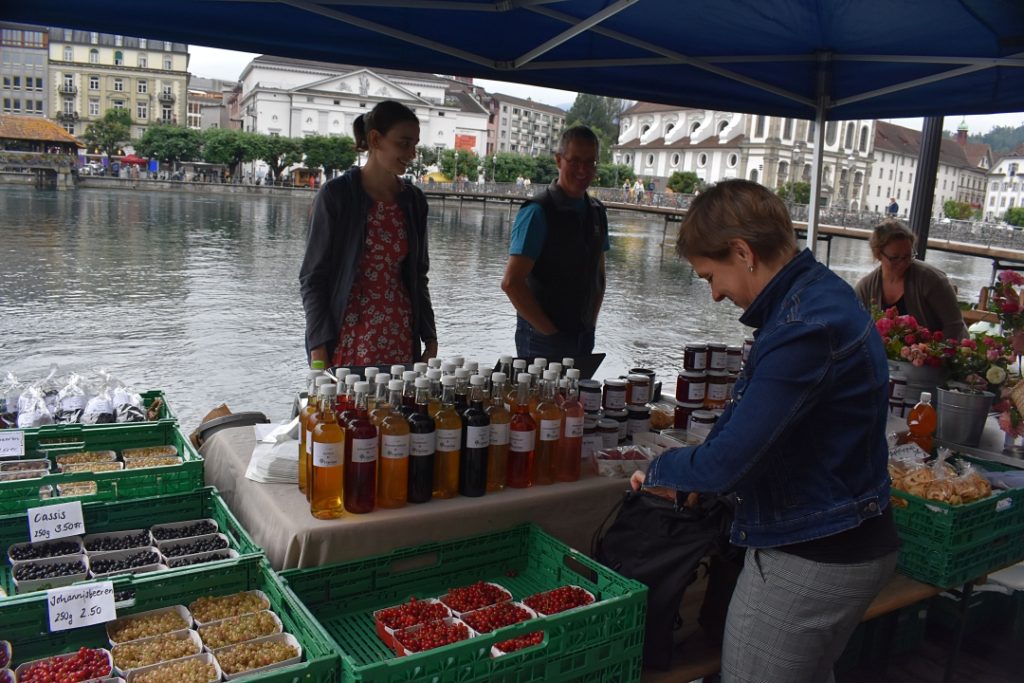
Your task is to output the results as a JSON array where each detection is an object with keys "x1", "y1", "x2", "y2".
[
  {"x1": 560, "y1": 156, "x2": 597, "y2": 170},
  {"x1": 881, "y1": 250, "x2": 916, "y2": 263}
]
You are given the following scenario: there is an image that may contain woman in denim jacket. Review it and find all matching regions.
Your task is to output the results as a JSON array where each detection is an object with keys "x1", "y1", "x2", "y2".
[
  {"x1": 300, "y1": 101, "x2": 438, "y2": 368},
  {"x1": 632, "y1": 180, "x2": 898, "y2": 682}
]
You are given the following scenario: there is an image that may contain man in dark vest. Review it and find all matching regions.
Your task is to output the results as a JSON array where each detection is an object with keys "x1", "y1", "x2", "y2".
[{"x1": 501, "y1": 126, "x2": 609, "y2": 359}]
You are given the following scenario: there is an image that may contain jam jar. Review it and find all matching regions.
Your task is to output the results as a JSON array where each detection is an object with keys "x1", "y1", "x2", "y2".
[
  {"x1": 626, "y1": 406, "x2": 650, "y2": 439},
  {"x1": 708, "y1": 343, "x2": 728, "y2": 371},
  {"x1": 579, "y1": 379, "x2": 602, "y2": 414},
  {"x1": 674, "y1": 401, "x2": 703, "y2": 429},
  {"x1": 704, "y1": 370, "x2": 730, "y2": 409},
  {"x1": 597, "y1": 418, "x2": 619, "y2": 449},
  {"x1": 604, "y1": 408, "x2": 628, "y2": 443},
  {"x1": 684, "y1": 343, "x2": 708, "y2": 371},
  {"x1": 626, "y1": 373, "x2": 651, "y2": 407},
  {"x1": 726, "y1": 346, "x2": 743, "y2": 373},
  {"x1": 675, "y1": 370, "x2": 707, "y2": 404},
  {"x1": 602, "y1": 379, "x2": 627, "y2": 411},
  {"x1": 687, "y1": 410, "x2": 717, "y2": 442}
]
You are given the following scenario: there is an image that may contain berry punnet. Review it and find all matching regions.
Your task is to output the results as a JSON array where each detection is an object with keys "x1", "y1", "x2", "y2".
[
  {"x1": 461, "y1": 602, "x2": 533, "y2": 633},
  {"x1": 395, "y1": 619, "x2": 471, "y2": 653},
  {"x1": 112, "y1": 634, "x2": 200, "y2": 670},
  {"x1": 375, "y1": 598, "x2": 451, "y2": 631},
  {"x1": 214, "y1": 640, "x2": 299, "y2": 674},
  {"x1": 18, "y1": 648, "x2": 111, "y2": 683},
  {"x1": 495, "y1": 631, "x2": 545, "y2": 653},
  {"x1": 522, "y1": 586, "x2": 594, "y2": 615},
  {"x1": 439, "y1": 581, "x2": 511, "y2": 613},
  {"x1": 109, "y1": 609, "x2": 189, "y2": 642},
  {"x1": 189, "y1": 592, "x2": 269, "y2": 623},
  {"x1": 199, "y1": 611, "x2": 280, "y2": 649}
]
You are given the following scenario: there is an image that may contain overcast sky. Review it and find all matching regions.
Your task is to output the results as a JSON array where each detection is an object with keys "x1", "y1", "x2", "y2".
[{"x1": 189, "y1": 46, "x2": 1024, "y2": 134}]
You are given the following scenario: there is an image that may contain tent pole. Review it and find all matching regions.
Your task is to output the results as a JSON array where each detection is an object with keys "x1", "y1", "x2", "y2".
[
  {"x1": 908, "y1": 116, "x2": 943, "y2": 260},
  {"x1": 805, "y1": 53, "x2": 830, "y2": 259}
]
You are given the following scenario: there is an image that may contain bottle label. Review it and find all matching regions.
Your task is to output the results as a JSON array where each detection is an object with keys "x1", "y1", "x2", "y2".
[
  {"x1": 489, "y1": 422, "x2": 510, "y2": 446},
  {"x1": 466, "y1": 425, "x2": 490, "y2": 449},
  {"x1": 710, "y1": 349, "x2": 728, "y2": 369},
  {"x1": 510, "y1": 428, "x2": 535, "y2": 452},
  {"x1": 708, "y1": 382, "x2": 729, "y2": 402},
  {"x1": 582, "y1": 433, "x2": 601, "y2": 460},
  {"x1": 313, "y1": 441, "x2": 342, "y2": 468},
  {"x1": 686, "y1": 381, "x2": 706, "y2": 402},
  {"x1": 580, "y1": 392, "x2": 601, "y2": 413},
  {"x1": 565, "y1": 415, "x2": 584, "y2": 438},
  {"x1": 437, "y1": 428, "x2": 461, "y2": 453},
  {"x1": 540, "y1": 418, "x2": 561, "y2": 442},
  {"x1": 629, "y1": 385, "x2": 647, "y2": 405},
  {"x1": 603, "y1": 388, "x2": 626, "y2": 410},
  {"x1": 410, "y1": 431, "x2": 435, "y2": 456},
  {"x1": 382, "y1": 434, "x2": 409, "y2": 460},
  {"x1": 351, "y1": 437, "x2": 378, "y2": 464}
]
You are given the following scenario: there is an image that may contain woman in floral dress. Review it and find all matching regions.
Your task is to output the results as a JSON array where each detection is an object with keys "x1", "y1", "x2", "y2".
[{"x1": 300, "y1": 101, "x2": 438, "y2": 369}]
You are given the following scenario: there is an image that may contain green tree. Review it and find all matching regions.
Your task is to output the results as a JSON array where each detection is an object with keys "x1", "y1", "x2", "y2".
[
  {"x1": 260, "y1": 135, "x2": 303, "y2": 181},
  {"x1": 1005, "y1": 206, "x2": 1024, "y2": 227},
  {"x1": 942, "y1": 199, "x2": 974, "y2": 220},
  {"x1": 135, "y1": 124, "x2": 202, "y2": 166},
  {"x1": 202, "y1": 128, "x2": 264, "y2": 178},
  {"x1": 667, "y1": 171, "x2": 703, "y2": 195},
  {"x1": 81, "y1": 108, "x2": 132, "y2": 156},
  {"x1": 301, "y1": 135, "x2": 357, "y2": 178},
  {"x1": 487, "y1": 152, "x2": 535, "y2": 182},
  {"x1": 531, "y1": 155, "x2": 558, "y2": 185},
  {"x1": 407, "y1": 145, "x2": 438, "y2": 178},
  {"x1": 566, "y1": 94, "x2": 626, "y2": 143},
  {"x1": 777, "y1": 180, "x2": 812, "y2": 204},
  {"x1": 595, "y1": 163, "x2": 634, "y2": 188},
  {"x1": 438, "y1": 149, "x2": 480, "y2": 181}
]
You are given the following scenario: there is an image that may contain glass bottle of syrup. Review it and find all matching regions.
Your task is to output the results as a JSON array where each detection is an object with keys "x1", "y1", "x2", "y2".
[
  {"x1": 533, "y1": 370, "x2": 562, "y2": 485},
  {"x1": 562, "y1": 357, "x2": 575, "y2": 374},
  {"x1": 378, "y1": 379, "x2": 409, "y2": 508},
  {"x1": 507, "y1": 359, "x2": 528, "y2": 408},
  {"x1": 304, "y1": 376, "x2": 334, "y2": 502},
  {"x1": 427, "y1": 357, "x2": 442, "y2": 371},
  {"x1": 433, "y1": 375, "x2": 462, "y2": 499},
  {"x1": 390, "y1": 364, "x2": 406, "y2": 381},
  {"x1": 343, "y1": 381, "x2": 377, "y2": 514},
  {"x1": 400, "y1": 370, "x2": 419, "y2": 417},
  {"x1": 336, "y1": 374, "x2": 360, "y2": 419},
  {"x1": 369, "y1": 373, "x2": 392, "y2": 425},
  {"x1": 453, "y1": 368, "x2": 472, "y2": 413},
  {"x1": 407, "y1": 377, "x2": 436, "y2": 503},
  {"x1": 527, "y1": 365, "x2": 543, "y2": 417},
  {"x1": 555, "y1": 368, "x2": 585, "y2": 482},
  {"x1": 459, "y1": 375, "x2": 490, "y2": 497},
  {"x1": 298, "y1": 367, "x2": 326, "y2": 494},
  {"x1": 486, "y1": 372, "x2": 511, "y2": 492},
  {"x1": 311, "y1": 384, "x2": 344, "y2": 519},
  {"x1": 508, "y1": 373, "x2": 537, "y2": 488},
  {"x1": 425, "y1": 368, "x2": 443, "y2": 417},
  {"x1": 533, "y1": 357, "x2": 548, "y2": 371},
  {"x1": 413, "y1": 361, "x2": 428, "y2": 376}
]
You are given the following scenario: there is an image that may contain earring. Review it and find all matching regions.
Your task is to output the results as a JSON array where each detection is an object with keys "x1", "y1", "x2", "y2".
[{"x1": 748, "y1": 265, "x2": 754, "y2": 273}]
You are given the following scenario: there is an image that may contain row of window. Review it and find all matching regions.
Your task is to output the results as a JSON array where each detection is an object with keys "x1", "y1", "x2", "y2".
[
  {"x1": 60, "y1": 46, "x2": 174, "y2": 70},
  {"x1": 2, "y1": 98, "x2": 44, "y2": 113},
  {"x1": 0, "y1": 52, "x2": 46, "y2": 67},
  {"x1": 990, "y1": 182, "x2": 1023, "y2": 192},
  {"x1": 1, "y1": 29, "x2": 46, "y2": 48},
  {"x1": 990, "y1": 196, "x2": 1018, "y2": 208},
  {"x1": 61, "y1": 74, "x2": 174, "y2": 95},
  {"x1": 59, "y1": 30, "x2": 173, "y2": 52},
  {"x1": 2, "y1": 76, "x2": 43, "y2": 91}
]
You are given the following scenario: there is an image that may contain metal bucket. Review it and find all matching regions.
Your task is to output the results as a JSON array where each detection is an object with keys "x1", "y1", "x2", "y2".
[
  {"x1": 890, "y1": 361, "x2": 949, "y2": 405},
  {"x1": 936, "y1": 387, "x2": 993, "y2": 446}
]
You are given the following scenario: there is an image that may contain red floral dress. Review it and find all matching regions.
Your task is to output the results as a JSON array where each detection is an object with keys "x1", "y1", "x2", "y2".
[{"x1": 333, "y1": 201, "x2": 413, "y2": 367}]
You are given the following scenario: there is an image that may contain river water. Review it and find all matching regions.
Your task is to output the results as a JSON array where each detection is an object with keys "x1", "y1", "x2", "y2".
[{"x1": 0, "y1": 185, "x2": 995, "y2": 430}]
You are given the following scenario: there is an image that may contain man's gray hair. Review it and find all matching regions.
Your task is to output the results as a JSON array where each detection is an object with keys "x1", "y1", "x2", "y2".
[{"x1": 557, "y1": 125, "x2": 600, "y2": 157}]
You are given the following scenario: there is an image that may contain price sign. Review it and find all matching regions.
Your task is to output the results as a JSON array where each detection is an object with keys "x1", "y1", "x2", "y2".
[
  {"x1": 0, "y1": 430, "x2": 25, "y2": 458},
  {"x1": 47, "y1": 581, "x2": 116, "y2": 632},
  {"x1": 28, "y1": 501, "x2": 85, "y2": 542}
]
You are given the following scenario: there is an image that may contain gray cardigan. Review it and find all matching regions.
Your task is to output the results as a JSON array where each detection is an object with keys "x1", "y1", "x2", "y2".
[
  {"x1": 299, "y1": 167, "x2": 436, "y2": 363},
  {"x1": 854, "y1": 259, "x2": 967, "y2": 340}
]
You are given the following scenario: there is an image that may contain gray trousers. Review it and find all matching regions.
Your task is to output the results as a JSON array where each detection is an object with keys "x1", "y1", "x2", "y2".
[{"x1": 721, "y1": 547, "x2": 898, "y2": 683}]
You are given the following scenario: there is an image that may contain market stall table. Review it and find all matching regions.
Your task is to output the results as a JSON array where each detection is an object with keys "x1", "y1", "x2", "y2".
[{"x1": 200, "y1": 426, "x2": 632, "y2": 569}]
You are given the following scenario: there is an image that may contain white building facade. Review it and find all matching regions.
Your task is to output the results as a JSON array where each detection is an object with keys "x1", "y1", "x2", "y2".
[
  {"x1": 238, "y1": 56, "x2": 489, "y2": 163},
  {"x1": 985, "y1": 149, "x2": 1024, "y2": 221},
  {"x1": 487, "y1": 93, "x2": 565, "y2": 156}
]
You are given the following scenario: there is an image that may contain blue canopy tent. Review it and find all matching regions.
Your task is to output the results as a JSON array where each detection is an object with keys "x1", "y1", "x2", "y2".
[{"x1": 10, "y1": 0, "x2": 1024, "y2": 243}]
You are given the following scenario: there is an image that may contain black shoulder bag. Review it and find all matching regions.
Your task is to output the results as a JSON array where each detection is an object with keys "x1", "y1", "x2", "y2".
[{"x1": 593, "y1": 489, "x2": 739, "y2": 670}]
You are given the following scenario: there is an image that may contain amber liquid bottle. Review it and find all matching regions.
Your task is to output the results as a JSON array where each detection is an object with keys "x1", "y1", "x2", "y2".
[
  {"x1": 336, "y1": 374, "x2": 359, "y2": 419},
  {"x1": 426, "y1": 369, "x2": 443, "y2": 418},
  {"x1": 369, "y1": 373, "x2": 391, "y2": 424},
  {"x1": 304, "y1": 377, "x2": 334, "y2": 502},
  {"x1": 299, "y1": 371, "x2": 328, "y2": 495},
  {"x1": 486, "y1": 372, "x2": 511, "y2": 492},
  {"x1": 533, "y1": 370, "x2": 562, "y2": 485},
  {"x1": 343, "y1": 381, "x2": 377, "y2": 514},
  {"x1": 459, "y1": 376, "x2": 490, "y2": 497},
  {"x1": 311, "y1": 384, "x2": 344, "y2": 519},
  {"x1": 407, "y1": 377, "x2": 436, "y2": 503},
  {"x1": 555, "y1": 368, "x2": 585, "y2": 482},
  {"x1": 378, "y1": 379, "x2": 409, "y2": 508},
  {"x1": 433, "y1": 375, "x2": 462, "y2": 499},
  {"x1": 508, "y1": 374, "x2": 537, "y2": 488}
]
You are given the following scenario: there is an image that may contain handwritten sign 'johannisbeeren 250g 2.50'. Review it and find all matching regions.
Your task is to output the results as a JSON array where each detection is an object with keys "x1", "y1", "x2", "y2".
[{"x1": 48, "y1": 581, "x2": 116, "y2": 631}]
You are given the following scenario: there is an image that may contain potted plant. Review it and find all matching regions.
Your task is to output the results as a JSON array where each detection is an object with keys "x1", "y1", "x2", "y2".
[
  {"x1": 937, "y1": 332, "x2": 1015, "y2": 446},
  {"x1": 872, "y1": 307, "x2": 951, "y2": 403}
]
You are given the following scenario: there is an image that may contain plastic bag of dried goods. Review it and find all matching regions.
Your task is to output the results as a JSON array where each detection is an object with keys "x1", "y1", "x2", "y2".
[
  {"x1": 16, "y1": 385, "x2": 54, "y2": 428},
  {"x1": 55, "y1": 373, "x2": 89, "y2": 424},
  {"x1": 0, "y1": 373, "x2": 22, "y2": 429},
  {"x1": 112, "y1": 384, "x2": 146, "y2": 423},
  {"x1": 81, "y1": 385, "x2": 115, "y2": 425},
  {"x1": 38, "y1": 365, "x2": 63, "y2": 416}
]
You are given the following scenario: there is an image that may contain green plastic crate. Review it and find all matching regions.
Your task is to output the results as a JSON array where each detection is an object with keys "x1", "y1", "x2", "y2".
[
  {"x1": 0, "y1": 555, "x2": 338, "y2": 683},
  {"x1": 896, "y1": 528, "x2": 1024, "y2": 587},
  {"x1": 0, "y1": 486, "x2": 260, "y2": 596},
  {"x1": 280, "y1": 523, "x2": 647, "y2": 683},
  {"x1": 0, "y1": 422, "x2": 202, "y2": 515},
  {"x1": 891, "y1": 456, "x2": 1024, "y2": 548}
]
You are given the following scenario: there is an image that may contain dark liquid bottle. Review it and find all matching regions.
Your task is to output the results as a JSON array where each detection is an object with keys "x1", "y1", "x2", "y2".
[
  {"x1": 453, "y1": 368, "x2": 471, "y2": 414},
  {"x1": 343, "y1": 381, "x2": 377, "y2": 514},
  {"x1": 407, "y1": 377, "x2": 436, "y2": 503},
  {"x1": 459, "y1": 376, "x2": 490, "y2": 497},
  {"x1": 400, "y1": 370, "x2": 418, "y2": 416}
]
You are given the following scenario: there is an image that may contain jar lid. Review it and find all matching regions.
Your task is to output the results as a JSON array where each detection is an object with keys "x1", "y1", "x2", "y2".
[
  {"x1": 626, "y1": 373, "x2": 648, "y2": 382},
  {"x1": 604, "y1": 409, "x2": 628, "y2": 419},
  {"x1": 678, "y1": 370, "x2": 706, "y2": 379},
  {"x1": 685, "y1": 343, "x2": 707, "y2": 350},
  {"x1": 604, "y1": 378, "x2": 626, "y2": 388},
  {"x1": 889, "y1": 373, "x2": 907, "y2": 381},
  {"x1": 708, "y1": 342, "x2": 727, "y2": 349},
  {"x1": 707, "y1": 370, "x2": 729, "y2": 377},
  {"x1": 597, "y1": 418, "x2": 618, "y2": 429},
  {"x1": 691, "y1": 410, "x2": 717, "y2": 421},
  {"x1": 583, "y1": 417, "x2": 597, "y2": 427},
  {"x1": 579, "y1": 379, "x2": 601, "y2": 390},
  {"x1": 726, "y1": 346, "x2": 742, "y2": 352},
  {"x1": 677, "y1": 401, "x2": 704, "y2": 409},
  {"x1": 627, "y1": 406, "x2": 650, "y2": 417}
]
